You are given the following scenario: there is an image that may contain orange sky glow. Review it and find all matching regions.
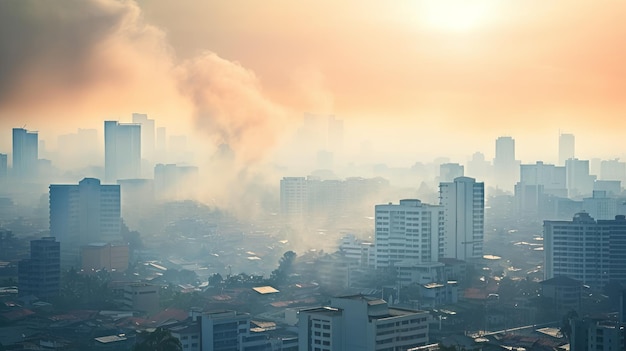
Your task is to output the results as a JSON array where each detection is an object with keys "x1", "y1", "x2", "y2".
[{"x1": 0, "y1": 0, "x2": 625, "y2": 164}]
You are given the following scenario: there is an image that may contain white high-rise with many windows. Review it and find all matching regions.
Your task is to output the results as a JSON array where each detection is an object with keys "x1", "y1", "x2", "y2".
[{"x1": 439, "y1": 177, "x2": 485, "y2": 261}]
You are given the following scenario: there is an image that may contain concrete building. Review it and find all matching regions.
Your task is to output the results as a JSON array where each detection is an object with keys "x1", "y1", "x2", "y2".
[
  {"x1": 374, "y1": 199, "x2": 444, "y2": 284},
  {"x1": 544, "y1": 212, "x2": 626, "y2": 288},
  {"x1": 18, "y1": 237, "x2": 60, "y2": 300},
  {"x1": 104, "y1": 120, "x2": 141, "y2": 182},
  {"x1": 280, "y1": 177, "x2": 309, "y2": 223},
  {"x1": 338, "y1": 234, "x2": 374, "y2": 268},
  {"x1": 50, "y1": 178, "x2": 121, "y2": 268},
  {"x1": 466, "y1": 152, "x2": 491, "y2": 182},
  {"x1": 519, "y1": 161, "x2": 567, "y2": 197},
  {"x1": 298, "y1": 295, "x2": 429, "y2": 351},
  {"x1": 81, "y1": 243, "x2": 129, "y2": 274},
  {"x1": 566, "y1": 158, "x2": 596, "y2": 198},
  {"x1": 600, "y1": 159, "x2": 626, "y2": 183},
  {"x1": 594, "y1": 180, "x2": 621, "y2": 196},
  {"x1": 12, "y1": 127, "x2": 38, "y2": 179},
  {"x1": 493, "y1": 136, "x2": 519, "y2": 191},
  {"x1": 582, "y1": 190, "x2": 626, "y2": 220},
  {"x1": 198, "y1": 310, "x2": 250, "y2": 351},
  {"x1": 559, "y1": 133, "x2": 575, "y2": 166},
  {"x1": 0, "y1": 153, "x2": 7, "y2": 179},
  {"x1": 123, "y1": 283, "x2": 159, "y2": 313},
  {"x1": 440, "y1": 177, "x2": 485, "y2": 261},
  {"x1": 439, "y1": 163, "x2": 464, "y2": 183},
  {"x1": 570, "y1": 317, "x2": 625, "y2": 351},
  {"x1": 132, "y1": 113, "x2": 155, "y2": 163}
]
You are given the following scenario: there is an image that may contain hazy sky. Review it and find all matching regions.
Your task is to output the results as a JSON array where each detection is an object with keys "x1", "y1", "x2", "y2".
[{"x1": 1, "y1": 0, "x2": 625, "y2": 164}]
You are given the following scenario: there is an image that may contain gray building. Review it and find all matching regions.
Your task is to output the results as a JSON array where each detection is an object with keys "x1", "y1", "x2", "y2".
[
  {"x1": 18, "y1": 237, "x2": 60, "y2": 300},
  {"x1": 104, "y1": 120, "x2": 141, "y2": 182},
  {"x1": 12, "y1": 128, "x2": 38, "y2": 179},
  {"x1": 50, "y1": 178, "x2": 121, "y2": 268}
]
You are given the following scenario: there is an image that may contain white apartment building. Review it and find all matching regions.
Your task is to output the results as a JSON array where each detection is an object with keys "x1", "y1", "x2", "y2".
[
  {"x1": 298, "y1": 295, "x2": 429, "y2": 351},
  {"x1": 280, "y1": 177, "x2": 308, "y2": 223},
  {"x1": 544, "y1": 212, "x2": 626, "y2": 288},
  {"x1": 439, "y1": 177, "x2": 485, "y2": 261},
  {"x1": 374, "y1": 199, "x2": 444, "y2": 285}
]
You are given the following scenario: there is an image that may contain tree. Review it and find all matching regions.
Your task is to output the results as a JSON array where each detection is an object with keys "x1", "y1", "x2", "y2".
[
  {"x1": 133, "y1": 327, "x2": 182, "y2": 351},
  {"x1": 560, "y1": 309, "x2": 579, "y2": 340},
  {"x1": 208, "y1": 273, "x2": 223, "y2": 286},
  {"x1": 269, "y1": 251, "x2": 297, "y2": 285}
]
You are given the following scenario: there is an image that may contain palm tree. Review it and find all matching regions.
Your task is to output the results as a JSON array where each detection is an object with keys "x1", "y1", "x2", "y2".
[{"x1": 133, "y1": 327, "x2": 182, "y2": 351}]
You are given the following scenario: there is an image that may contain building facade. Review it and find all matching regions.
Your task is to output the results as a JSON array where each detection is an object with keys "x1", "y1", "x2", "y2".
[
  {"x1": 18, "y1": 237, "x2": 60, "y2": 300},
  {"x1": 298, "y1": 295, "x2": 429, "y2": 351},
  {"x1": 50, "y1": 178, "x2": 121, "y2": 268},
  {"x1": 12, "y1": 128, "x2": 38, "y2": 179},
  {"x1": 104, "y1": 120, "x2": 141, "y2": 182},
  {"x1": 559, "y1": 133, "x2": 575, "y2": 166},
  {"x1": 439, "y1": 177, "x2": 485, "y2": 261},
  {"x1": 544, "y1": 212, "x2": 626, "y2": 288}
]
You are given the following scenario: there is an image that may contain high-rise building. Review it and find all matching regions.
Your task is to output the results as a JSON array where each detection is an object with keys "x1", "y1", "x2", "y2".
[
  {"x1": 0, "y1": 153, "x2": 7, "y2": 179},
  {"x1": 132, "y1": 113, "x2": 155, "y2": 162},
  {"x1": 104, "y1": 121, "x2": 141, "y2": 182},
  {"x1": 298, "y1": 295, "x2": 429, "y2": 351},
  {"x1": 154, "y1": 164, "x2": 199, "y2": 200},
  {"x1": 374, "y1": 199, "x2": 444, "y2": 270},
  {"x1": 50, "y1": 178, "x2": 121, "y2": 268},
  {"x1": 544, "y1": 212, "x2": 626, "y2": 289},
  {"x1": 12, "y1": 128, "x2": 38, "y2": 179},
  {"x1": 440, "y1": 163, "x2": 464, "y2": 183},
  {"x1": 559, "y1": 133, "x2": 575, "y2": 165},
  {"x1": 198, "y1": 310, "x2": 250, "y2": 351},
  {"x1": 18, "y1": 237, "x2": 60, "y2": 300},
  {"x1": 57, "y1": 128, "x2": 99, "y2": 170},
  {"x1": 280, "y1": 177, "x2": 309, "y2": 223},
  {"x1": 566, "y1": 158, "x2": 596, "y2": 198},
  {"x1": 439, "y1": 177, "x2": 485, "y2": 261},
  {"x1": 493, "y1": 136, "x2": 519, "y2": 190},
  {"x1": 600, "y1": 159, "x2": 626, "y2": 183}
]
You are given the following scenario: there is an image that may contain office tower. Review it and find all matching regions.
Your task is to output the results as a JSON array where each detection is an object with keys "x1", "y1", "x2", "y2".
[
  {"x1": 600, "y1": 159, "x2": 626, "y2": 183},
  {"x1": 493, "y1": 136, "x2": 519, "y2": 190},
  {"x1": 0, "y1": 153, "x2": 7, "y2": 179},
  {"x1": 581, "y1": 190, "x2": 626, "y2": 220},
  {"x1": 375, "y1": 199, "x2": 444, "y2": 269},
  {"x1": 566, "y1": 158, "x2": 596, "y2": 198},
  {"x1": 328, "y1": 115, "x2": 344, "y2": 154},
  {"x1": 439, "y1": 177, "x2": 485, "y2": 261},
  {"x1": 544, "y1": 213, "x2": 626, "y2": 289},
  {"x1": 50, "y1": 178, "x2": 121, "y2": 268},
  {"x1": 519, "y1": 161, "x2": 567, "y2": 197},
  {"x1": 199, "y1": 310, "x2": 250, "y2": 351},
  {"x1": 12, "y1": 128, "x2": 38, "y2": 179},
  {"x1": 132, "y1": 113, "x2": 155, "y2": 162},
  {"x1": 104, "y1": 121, "x2": 141, "y2": 182},
  {"x1": 280, "y1": 177, "x2": 309, "y2": 223},
  {"x1": 440, "y1": 163, "x2": 464, "y2": 182},
  {"x1": 18, "y1": 237, "x2": 60, "y2": 300},
  {"x1": 298, "y1": 295, "x2": 429, "y2": 351},
  {"x1": 559, "y1": 133, "x2": 575, "y2": 165}
]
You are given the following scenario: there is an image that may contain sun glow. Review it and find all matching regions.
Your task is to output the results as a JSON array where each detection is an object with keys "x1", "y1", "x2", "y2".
[{"x1": 418, "y1": 0, "x2": 493, "y2": 32}]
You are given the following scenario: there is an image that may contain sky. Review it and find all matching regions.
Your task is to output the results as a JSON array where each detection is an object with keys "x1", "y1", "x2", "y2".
[{"x1": 1, "y1": 0, "x2": 625, "y2": 164}]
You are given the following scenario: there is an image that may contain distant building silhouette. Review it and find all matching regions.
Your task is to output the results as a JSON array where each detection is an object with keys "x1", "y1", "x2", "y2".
[
  {"x1": 104, "y1": 120, "x2": 141, "y2": 182},
  {"x1": 50, "y1": 178, "x2": 121, "y2": 268},
  {"x1": 558, "y1": 133, "x2": 575, "y2": 166},
  {"x1": 18, "y1": 237, "x2": 60, "y2": 300},
  {"x1": 132, "y1": 113, "x2": 155, "y2": 163},
  {"x1": 440, "y1": 177, "x2": 484, "y2": 261},
  {"x1": 12, "y1": 127, "x2": 38, "y2": 179},
  {"x1": 0, "y1": 153, "x2": 7, "y2": 179},
  {"x1": 154, "y1": 164, "x2": 199, "y2": 200},
  {"x1": 493, "y1": 136, "x2": 519, "y2": 191},
  {"x1": 565, "y1": 158, "x2": 596, "y2": 198},
  {"x1": 600, "y1": 158, "x2": 626, "y2": 183}
]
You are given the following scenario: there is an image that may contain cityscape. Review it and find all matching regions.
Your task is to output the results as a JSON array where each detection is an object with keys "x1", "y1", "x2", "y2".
[{"x1": 0, "y1": 1, "x2": 625, "y2": 351}]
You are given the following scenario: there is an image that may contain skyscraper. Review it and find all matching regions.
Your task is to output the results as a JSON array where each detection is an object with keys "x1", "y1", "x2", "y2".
[
  {"x1": 0, "y1": 153, "x2": 7, "y2": 179},
  {"x1": 104, "y1": 121, "x2": 141, "y2": 182},
  {"x1": 493, "y1": 136, "x2": 518, "y2": 190},
  {"x1": 18, "y1": 237, "x2": 60, "y2": 300},
  {"x1": 12, "y1": 128, "x2": 38, "y2": 179},
  {"x1": 50, "y1": 178, "x2": 121, "y2": 268},
  {"x1": 132, "y1": 113, "x2": 155, "y2": 162},
  {"x1": 559, "y1": 133, "x2": 575, "y2": 165},
  {"x1": 565, "y1": 158, "x2": 596, "y2": 198},
  {"x1": 439, "y1": 177, "x2": 485, "y2": 261},
  {"x1": 280, "y1": 177, "x2": 309, "y2": 223}
]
